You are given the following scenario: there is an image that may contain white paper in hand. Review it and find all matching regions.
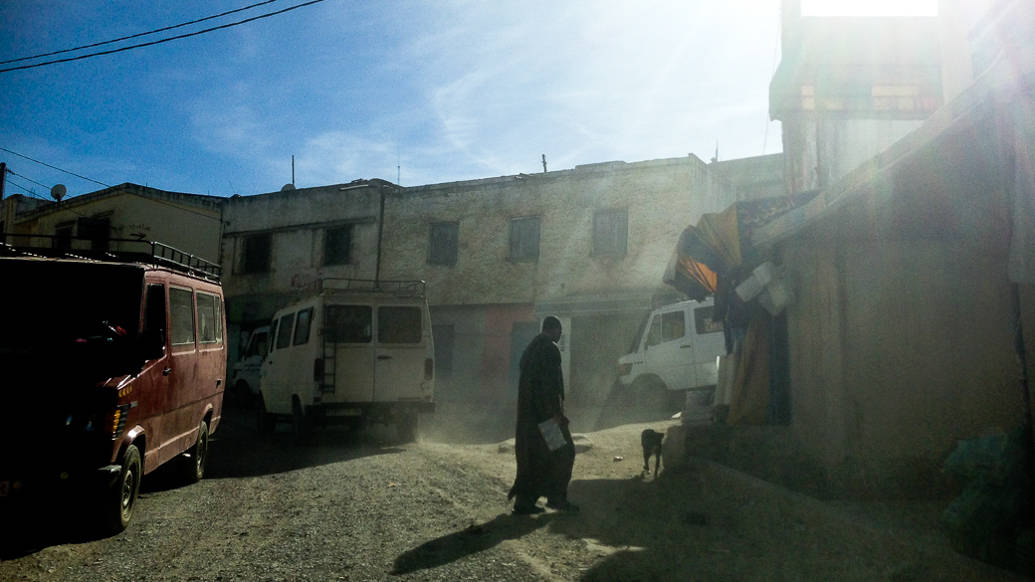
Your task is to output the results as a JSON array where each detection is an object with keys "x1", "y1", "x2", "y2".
[{"x1": 538, "y1": 418, "x2": 567, "y2": 451}]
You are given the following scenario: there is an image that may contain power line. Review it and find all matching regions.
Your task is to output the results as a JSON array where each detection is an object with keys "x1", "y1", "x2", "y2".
[
  {"x1": 1, "y1": 146, "x2": 111, "y2": 187},
  {"x1": 8, "y1": 169, "x2": 51, "y2": 191},
  {"x1": 0, "y1": 0, "x2": 330, "y2": 74},
  {"x1": 0, "y1": 0, "x2": 282, "y2": 65}
]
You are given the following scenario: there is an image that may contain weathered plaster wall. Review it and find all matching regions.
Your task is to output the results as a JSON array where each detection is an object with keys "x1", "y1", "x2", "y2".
[
  {"x1": 220, "y1": 184, "x2": 381, "y2": 303},
  {"x1": 380, "y1": 156, "x2": 734, "y2": 307},
  {"x1": 782, "y1": 211, "x2": 1024, "y2": 496}
]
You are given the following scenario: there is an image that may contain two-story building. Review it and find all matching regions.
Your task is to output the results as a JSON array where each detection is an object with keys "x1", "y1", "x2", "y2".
[{"x1": 379, "y1": 155, "x2": 778, "y2": 406}]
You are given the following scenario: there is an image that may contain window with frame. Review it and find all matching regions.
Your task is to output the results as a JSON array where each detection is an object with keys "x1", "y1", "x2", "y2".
[
  {"x1": 77, "y1": 216, "x2": 110, "y2": 251},
  {"x1": 169, "y1": 287, "x2": 196, "y2": 346},
  {"x1": 241, "y1": 233, "x2": 272, "y2": 274},
  {"x1": 293, "y1": 307, "x2": 313, "y2": 345},
  {"x1": 646, "y1": 311, "x2": 685, "y2": 347},
  {"x1": 275, "y1": 312, "x2": 295, "y2": 349},
  {"x1": 378, "y1": 306, "x2": 422, "y2": 344},
  {"x1": 196, "y1": 292, "x2": 223, "y2": 344},
  {"x1": 324, "y1": 225, "x2": 352, "y2": 266},
  {"x1": 54, "y1": 222, "x2": 74, "y2": 250},
  {"x1": 428, "y1": 222, "x2": 458, "y2": 266},
  {"x1": 326, "y1": 305, "x2": 372, "y2": 343},
  {"x1": 509, "y1": 216, "x2": 540, "y2": 262},
  {"x1": 694, "y1": 306, "x2": 723, "y2": 334},
  {"x1": 593, "y1": 208, "x2": 627, "y2": 256}
]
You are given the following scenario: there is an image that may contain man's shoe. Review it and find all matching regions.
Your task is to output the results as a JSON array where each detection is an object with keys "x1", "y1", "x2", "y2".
[
  {"x1": 513, "y1": 504, "x2": 545, "y2": 515},
  {"x1": 546, "y1": 500, "x2": 580, "y2": 513}
]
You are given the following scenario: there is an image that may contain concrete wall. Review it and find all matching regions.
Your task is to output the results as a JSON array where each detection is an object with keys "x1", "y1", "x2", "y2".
[
  {"x1": 220, "y1": 183, "x2": 384, "y2": 317},
  {"x1": 776, "y1": 125, "x2": 1028, "y2": 496}
]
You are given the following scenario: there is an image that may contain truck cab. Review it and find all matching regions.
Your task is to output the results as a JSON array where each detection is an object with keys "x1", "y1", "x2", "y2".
[{"x1": 616, "y1": 298, "x2": 724, "y2": 412}]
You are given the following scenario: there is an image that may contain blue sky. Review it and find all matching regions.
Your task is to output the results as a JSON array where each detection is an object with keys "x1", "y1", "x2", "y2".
[{"x1": 1, "y1": 1, "x2": 941, "y2": 200}]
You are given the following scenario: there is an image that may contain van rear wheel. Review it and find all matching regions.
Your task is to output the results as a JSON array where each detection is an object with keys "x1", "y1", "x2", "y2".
[
  {"x1": 102, "y1": 444, "x2": 141, "y2": 535},
  {"x1": 397, "y1": 413, "x2": 418, "y2": 443},
  {"x1": 291, "y1": 398, "x2": 311, "y2": 444},
  {"x1": 180, "y1": 420, "x2": 209, "y2": 483},
  {"x1": 256, "y1": 394, "x2": 275, "y2": 435}
]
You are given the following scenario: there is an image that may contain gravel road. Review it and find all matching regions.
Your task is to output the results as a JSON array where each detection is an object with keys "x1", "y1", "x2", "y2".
[{"x1": 0, "y1": 403, "x2": 1026, "y2": 581}]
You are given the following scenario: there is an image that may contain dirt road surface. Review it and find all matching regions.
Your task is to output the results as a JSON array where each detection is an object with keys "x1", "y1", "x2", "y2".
[{"x1": 0, "y1": 402, "x2": 1026, "y2": 581}]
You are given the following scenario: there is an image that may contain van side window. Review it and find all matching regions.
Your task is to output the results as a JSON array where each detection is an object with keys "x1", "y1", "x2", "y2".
[
  {"x1": 276, "y1": 312, "x2": 296, "y2": 349},
  {"x1": 144, "y1": 284, "x2": 166, "y2": 346},
  {"x1": 169, "y1": 287, "x2": 196, "y2": 346},
  {"x1": 662, "y1": 311, "x2": 686, "y2": 341},
  {"x1": 196, "y1": 292, "x2": 223, "y2": 344},
  {"x1": 268, "y1": 319, "x2": 278, "y2": 352},
  {"x1": 694, "y1": 306, "x2": 723, "y2": 334},
  {"x1": 646, "y1": 316, "x2": 661, "y2": 347},
  {"x1": 379, "y1": 306, "x2": 421, "y2": 343},
  {"x1": 247, "y1": 330, "x2": 268, "y2": 357},
  {"x1": 326, "y1": 305, "x2": 372, "y2": 343},
  {"x1": 293, "y1": 308, "x2": 313, "y2": 345}
]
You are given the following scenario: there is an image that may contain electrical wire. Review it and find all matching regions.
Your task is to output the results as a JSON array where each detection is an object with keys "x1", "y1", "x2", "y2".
[
  {"x1": 7, "y1": 169, "x2": 51, "y2": 191},
  {"x1": 0, "y1": 146, "x2": 111, "y2": 187},
  {"x1": 0, "y1": 0, "x2": 282, "y2": 65},
  {"x1": 0, "y1": 0, "x2": 329, "y2": 74}
]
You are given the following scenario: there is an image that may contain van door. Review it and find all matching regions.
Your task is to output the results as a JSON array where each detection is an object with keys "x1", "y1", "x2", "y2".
[
  {"x1": 641, "y1": 307, "x2": 692, "y2": 390},
  {"x1": 326, "y1": 304, "x2": 375, "y2": 402},
  {"x1": 164, "y1": 285, "x2": 200, "y2": 466},
  {"x1": 373, "y1": 304, "x2": 425, "y2": 401},
  {"x1": 689, "y1": 303, "x2": 725, "y2": 388}
]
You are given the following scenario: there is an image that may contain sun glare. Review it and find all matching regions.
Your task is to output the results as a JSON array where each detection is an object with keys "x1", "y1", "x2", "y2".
[{"x1": 801, "y1": 0, "x2": 938, "y2": 17}]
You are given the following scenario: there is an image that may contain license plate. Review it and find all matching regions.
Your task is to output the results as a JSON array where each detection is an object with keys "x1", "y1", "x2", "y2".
[{"x1": 0, "y1": 481, "x2": 8, "y2": 497}]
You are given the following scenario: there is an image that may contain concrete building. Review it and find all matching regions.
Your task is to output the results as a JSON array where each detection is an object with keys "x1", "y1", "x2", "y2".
[
  {"x1": 219, "y1": 180, "x2": 399, "y2": 356},
  {"x1": 0, "y1": 183, "x2": 223, "y2": 262},
  {"x1": 380, "y1": 155, "x2": 778, "y2": 406},
  {"x1": 744, "y1": 0, "x2": 1035, "y2": 497}
]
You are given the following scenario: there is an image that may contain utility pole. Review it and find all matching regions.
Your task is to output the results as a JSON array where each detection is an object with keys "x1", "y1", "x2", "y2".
[
  {"x1": 0, "y1": 162, "x2": 6, "y2": 200},
  {"x1": 541, "y1": 154, "x2": 547, "y2": 173}
]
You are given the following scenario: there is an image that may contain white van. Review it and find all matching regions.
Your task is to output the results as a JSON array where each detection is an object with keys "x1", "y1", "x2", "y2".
[
  {"x1": 228, "y1": 325, "x2": 269, "y2": 406},
  {"x1": 616, "y1": 298, "x2": 725, "y2": 411},
  {"x1": 257, "y1": 279, "x2": 434, "y2": 441}
]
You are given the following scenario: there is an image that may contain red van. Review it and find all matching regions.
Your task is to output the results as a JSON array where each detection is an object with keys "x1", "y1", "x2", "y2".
[{"x1": 0, "y1": 237, "x2": 226, "y2": 534}]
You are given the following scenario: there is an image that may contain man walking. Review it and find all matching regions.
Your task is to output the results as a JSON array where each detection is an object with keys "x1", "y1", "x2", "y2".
[{"x1": 508, "y1": 316, "x2": 579, "y2": 515}]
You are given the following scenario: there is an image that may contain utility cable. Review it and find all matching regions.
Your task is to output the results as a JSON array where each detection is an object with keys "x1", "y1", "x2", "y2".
[
  {"x1": 0, "y1": 0, "x2": 282, "y2": 65},
  {"x1": 0, "y1": 0, "x2": 329, "y2": 74},
  {"x1": 1, "y1": 146, "x2": 111, "y2": 187},
  {"x1": 8, "y1": 169, "x2": 52, "y2": 192}
]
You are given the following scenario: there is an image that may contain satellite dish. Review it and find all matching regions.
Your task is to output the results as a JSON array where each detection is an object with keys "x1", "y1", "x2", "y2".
[
  {"x1": 281, "y1": 183, "x2": 295, "y2": 192},
  {"x1": 51, "y1": 184, "x2": 67, "y2": 202}
]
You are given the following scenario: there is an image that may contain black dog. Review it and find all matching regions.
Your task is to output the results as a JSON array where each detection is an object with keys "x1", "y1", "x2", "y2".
[{"x1": 641, "y1": 429, "x2": 664, "y2": 478}]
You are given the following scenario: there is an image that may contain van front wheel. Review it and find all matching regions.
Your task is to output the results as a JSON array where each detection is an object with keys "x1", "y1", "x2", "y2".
[{"x1": 102, "y1": 444, "x2": 141, "y2": 535}]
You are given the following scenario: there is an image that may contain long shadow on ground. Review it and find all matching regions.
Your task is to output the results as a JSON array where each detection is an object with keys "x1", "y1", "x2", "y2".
[{"x1": 392, "y1": 512, "x2": 555, "y2": 575}]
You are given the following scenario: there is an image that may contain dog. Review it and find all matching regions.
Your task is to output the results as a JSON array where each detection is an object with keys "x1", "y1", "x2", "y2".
[{"x1": 640, "y1": 428, "x2": 664, "y2": 478}]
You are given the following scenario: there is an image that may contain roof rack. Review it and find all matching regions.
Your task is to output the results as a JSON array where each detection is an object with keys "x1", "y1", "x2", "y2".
[
  {"x1": 318, "y1": 278, "x2": 426, "y2": 297},
  {"x1": 0, "y1": 234, "x2": 222, "y2": 283}
]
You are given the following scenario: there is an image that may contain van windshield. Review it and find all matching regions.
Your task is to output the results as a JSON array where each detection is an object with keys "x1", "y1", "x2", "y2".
[{"x1": 0, "y1": 260, "x2": 144, "y2": 357}]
